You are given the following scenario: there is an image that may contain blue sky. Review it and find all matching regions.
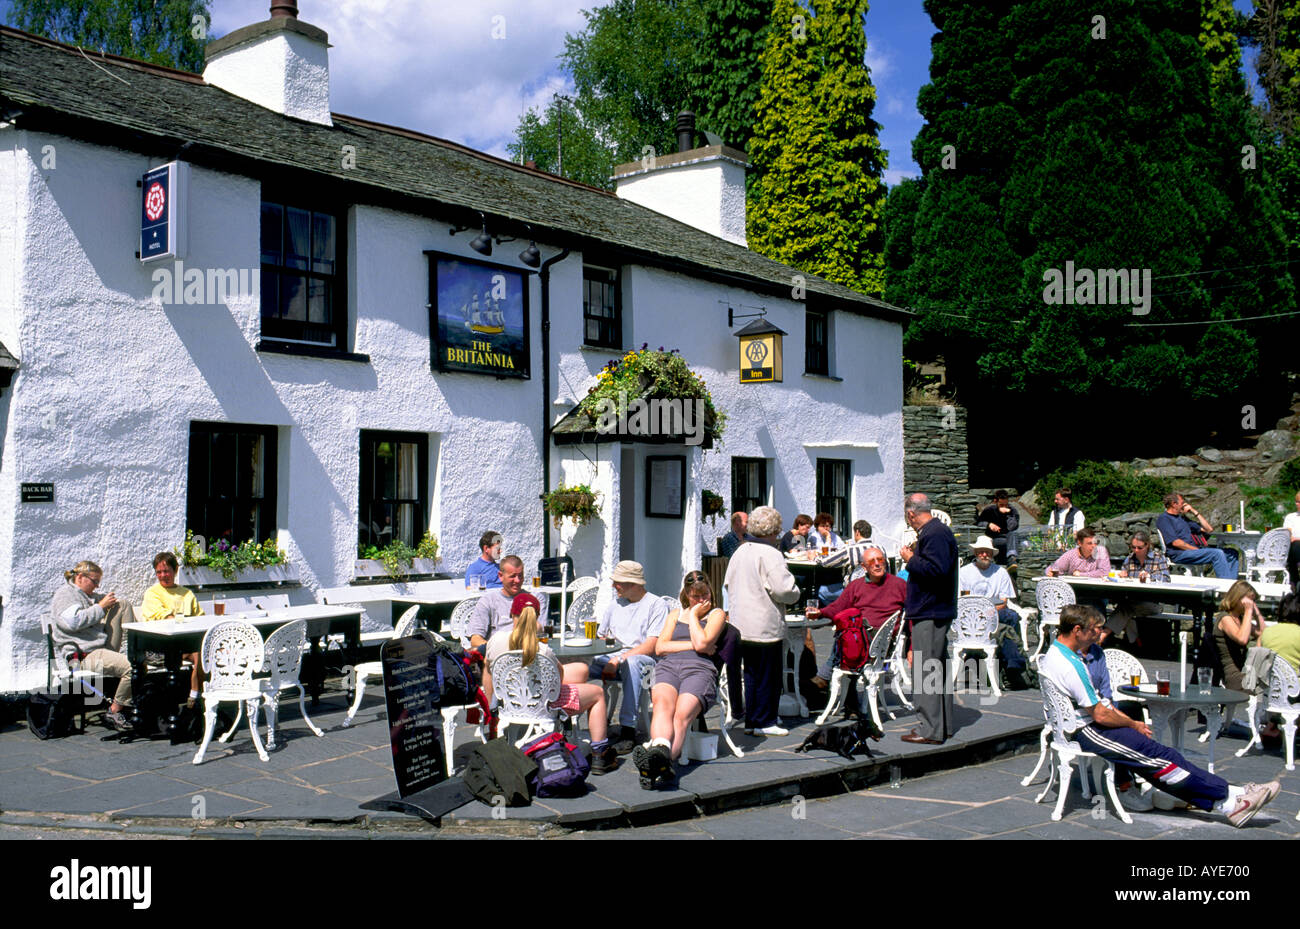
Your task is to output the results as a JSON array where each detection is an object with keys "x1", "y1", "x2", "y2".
[{"x1": 0, "y1": 0, "x2": 1263, "y2": 188}]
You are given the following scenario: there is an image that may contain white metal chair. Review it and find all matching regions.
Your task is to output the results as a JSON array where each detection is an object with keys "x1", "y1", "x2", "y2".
[
  {"x1": 713, "y1": 665, "x2": 744, "y2": 757},
  {"x1": 1235, "y1": 654, "x2": 1300, "y2": 770},
  {"x1": 932, "y1": 509, "x2": 952, "y2": 526},
  {"x1": 219, "y1": 619, "x2": 323, "y2": 750},
  {"x1": 448, "y1": 595, "x2": 482, "y2": 649},
  {"x1": 1033, "y1": 676, "x2": 1132, "y2": 824},
  {"x1": 1005, "y1": 599, "x2": 1038, "y2": 657},
  {"x1": 38, "y1": 616, "x2": 111, "y2": 732},
  {"x1": 566, "y1": 587, "x2": 599, "y2": 634},
  {"x1": 568, "y1": 575, "x2": 599, "y2": 599},
  {"x1": 889, "y1": 615, "x2": 914, "y2": 706},
  {"x1": 1156, "y1": 527, "x2": 1202, "y2": 577},
  {"x1": 491, "y1": 649, "x2": 563, "y2": 747},
  {"x1": 1030, "y1": 578, "x2": 1076, "y2": 665},
  {"x1": 1102, "y1": 648, "x2": 1150, "y2": 725},
  {"x1": 1249, "y1": 529, "x2": 1292, "y2": 587},
  {"x1": 949, "y1": 597, "x2": 1002, "y2": 697},
  {"x1": 193, "y1": 621, "x2": 269, "y2": 765},
  {"x1": 816, "y1": 611, "x2": 905, "y2": 728},
  {"x1": 342, "y1": 606, "x2": 422, "y2": 728}
]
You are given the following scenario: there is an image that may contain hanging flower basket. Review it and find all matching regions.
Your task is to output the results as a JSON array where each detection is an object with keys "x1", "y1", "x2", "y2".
[
  {"x1": 578, "y1": 346, "x2": 727, "y2": 446},
  {"x1": 544, "y1": 484, "x2": 601, "y2": 528},
  {"x1": 701, "y1": 490, "x2": 725, "y2": 525}
]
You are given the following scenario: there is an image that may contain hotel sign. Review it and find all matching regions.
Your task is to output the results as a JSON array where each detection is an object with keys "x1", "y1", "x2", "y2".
[
  {"x1": 735, "y1": 318, "x2": 785, "y2": 383},
  {"x1": 139, "y1": 161, "x2": 189, "y2": 263}
]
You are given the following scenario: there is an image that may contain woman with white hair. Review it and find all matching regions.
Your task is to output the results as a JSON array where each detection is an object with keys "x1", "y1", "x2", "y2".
[{"x1": 722, "y1": 505, "x2": 801, "y2": 736}]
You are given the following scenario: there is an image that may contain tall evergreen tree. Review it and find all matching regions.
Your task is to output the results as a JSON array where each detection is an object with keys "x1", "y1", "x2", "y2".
[
  {"x1": 885, "y1": 0, "x2": 1293, "y2": 467},
  {"x1": 1247, "y1": 0, "x2": 1300, "y2": 131},
  {"x1": 9, "y1": 0, "x2": 212, "y2": 72},
  {"x1": 1199, "y1": 0, "x2": 1247, "y2": 97},
  {"x1": 688, "y1": 0, "x2": 771, "y2": 152},
  {"x1": 749, "y1": 0, "x2": 889, "y2": 295}
]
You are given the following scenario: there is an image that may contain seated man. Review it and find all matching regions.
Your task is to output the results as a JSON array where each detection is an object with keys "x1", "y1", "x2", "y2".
[
  {"x1": 976, "y1": 489, "x2": 1020, "y2": 567},
  {"x1": 467, "y1": 555, "x2": 526, "y2": 699},
  {"x1": 465, "y1": 530, "x2": 503, "y2": 589},
  {"x1": 718, "y1": 511, "x2": 747, "y2": 559},
  {"x1": 1107, "y1": 530, "x2": 1171, "y2": 648},
  {"x1": 1040, "y1": 604, "x2": 1279, "y2": 826},
  {"x1": 50, "y1": 560, "x2": 134, "y2": 731},
  {"x1": 780, "y1": 514, "x2": 814, "y2": 555},
  {"x1": 806, "y1": 544, "x2": 906, "y2": 689},
  {"x1": 1045, "y1": 527, "x2": 1110, "y2": 578},
  {"x1": 575, "y1": 560, "x2": 668, "y2": 754},
  {"x1": 958, "y1": 536, "x2": 1028, "y2": 683},
  {"x1": 1157, "y1": 492, "x2": 1238, "y2": 580}
]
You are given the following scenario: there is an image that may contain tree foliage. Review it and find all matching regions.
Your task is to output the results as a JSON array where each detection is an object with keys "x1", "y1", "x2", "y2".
[
  {"x1": 506, "y1": 97, "x2": 616, "y2": 189},
  {"x1": 687, "y1": 0, "x2": 771, "y2": 151},
  {"x1": 885, "y1": 0, "x2": 1295, "y2": 470},
  {"x1": 1244, "y1": 0, "x2": 1300, "y2": 133},
  {"x1": 748, "y1": 0, "x2": 889, "y2": 295},
  {"x1": 10, "y1": 0, "x2": 213, "y2": 72}
]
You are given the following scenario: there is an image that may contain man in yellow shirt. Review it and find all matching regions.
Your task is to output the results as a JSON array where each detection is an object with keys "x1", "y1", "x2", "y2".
[{"x1": 141, "y1": 552, "x2": 204, "y2": 705}]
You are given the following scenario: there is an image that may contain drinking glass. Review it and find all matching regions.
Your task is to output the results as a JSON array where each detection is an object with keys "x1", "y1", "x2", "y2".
[
  {"x1": 584, "y1": 620, "x2": 598, "y2": 639},
  {"x1": 476, "y1": 576, "x2": 486, "y2": 591},
  {"x1": 1129, "y1": 673, "x2": 1141, "y2": 688},
  {"x1": 1156, "y1": 670, "x2": 1170, "y2": 696},
  {"x1": 532, "y1": 574, "x2": 541, "y2": 588},
  {"x1": 1198, "y1": 668, "x2": 1212, "y2": 694},
  {"x1": 213, "y1": 601, "x2": 225, "y2": 616},
  {"x1": 821, "y1": 545, "x2": 829, "y2": 557}
]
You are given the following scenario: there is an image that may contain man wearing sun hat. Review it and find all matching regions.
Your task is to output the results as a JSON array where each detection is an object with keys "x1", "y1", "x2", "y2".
[
  {"x1": 578, "y1": 560, "x2": 668, "y2": 754},
  {"x1": 958, "y1": 536, "x2": 1030, "y2": 686}
]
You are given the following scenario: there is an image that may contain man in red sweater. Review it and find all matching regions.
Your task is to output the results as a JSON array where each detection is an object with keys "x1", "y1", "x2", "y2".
[{"x1": 806, "y1": 545, "x2": 906, "y2": 687}]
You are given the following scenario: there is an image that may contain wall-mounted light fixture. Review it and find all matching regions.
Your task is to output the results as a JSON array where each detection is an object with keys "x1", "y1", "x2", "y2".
[{"x1": 449, "y1": 211, "x2": 493, "y2": 256}]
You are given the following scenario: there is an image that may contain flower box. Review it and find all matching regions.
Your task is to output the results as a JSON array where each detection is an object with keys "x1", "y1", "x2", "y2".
[
  {"x1": 353, "y1": 558, "x2": 441, "y2": 580},
  {"x1": 177, "y1": 564, "x2": 299, "y2": 588}
]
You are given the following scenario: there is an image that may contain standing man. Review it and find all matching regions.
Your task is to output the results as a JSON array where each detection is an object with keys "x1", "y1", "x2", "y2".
[
  {"x1": 718, "y1": 511, "x2": 748, "y2": 559},
  {"x1": 465, "y1": 530, "x2": 503, "y2": 589},
  {"x1": 581, "y1": 561, "x2": 668, "y2": 754},
  {"x1": 898, "y1": 493, "x2": 959, "y2": 744},
  {"x1": 958, "y1": 536, "x2": 1029, "y2": 683},
  {"x1": 1039, "y1": 605, "x2": 1279, "y2": 827},
  {"x1": 1157, "y1": 492, "x2": 1238, "y2": 579},
  {"x1": 1046, "y1": 489, "x2": 1085, "y2": 535},
  {"x1": 1281, "y1": 492, "x2": 1299, "y2": 592},
  {"x1": 1107, "y1": 530, "x2": 1171, "y2": 648},
  {"x1": 976, "y1": 489, "x2": 1020, "y2": 568}
]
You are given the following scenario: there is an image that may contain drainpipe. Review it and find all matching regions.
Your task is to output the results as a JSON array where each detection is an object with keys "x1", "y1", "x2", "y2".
[{"x1": 540, "y1": 248, "x2": 572, "y2": 558}]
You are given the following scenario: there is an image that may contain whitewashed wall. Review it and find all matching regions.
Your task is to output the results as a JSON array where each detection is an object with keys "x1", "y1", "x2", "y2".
[{"x1": 0, "y1": 131, "x2": 903, "y2": 690}]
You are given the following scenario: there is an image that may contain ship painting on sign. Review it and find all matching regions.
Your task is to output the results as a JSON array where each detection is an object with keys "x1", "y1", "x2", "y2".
[{"x1": 463, "y1": 290, "x2": 506, "y2": 335}]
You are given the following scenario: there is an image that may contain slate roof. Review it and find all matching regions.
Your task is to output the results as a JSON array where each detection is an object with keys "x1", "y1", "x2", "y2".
[{"x1": 0, "y1": 25, "x2": 909, "y2": 324}]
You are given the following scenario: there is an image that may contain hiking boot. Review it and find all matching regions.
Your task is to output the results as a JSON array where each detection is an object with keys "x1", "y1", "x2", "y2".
[
  {"x1": 590, "y1": 746, "x2": 619, "y2": 776},
  {"x1": 1226, "y1": 781, "x2": 1279, "y2": 828},
  {"x1": 612, "y1": 726, "x2": 638, "y2": 755},
  {"x1": 104, "y1": 710, "x2": 132, "y2": 732}
]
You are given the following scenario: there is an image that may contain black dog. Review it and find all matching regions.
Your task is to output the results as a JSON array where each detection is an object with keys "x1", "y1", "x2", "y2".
[{"x1": 795, "y1": 716, "x2": 883, "y2": 759}]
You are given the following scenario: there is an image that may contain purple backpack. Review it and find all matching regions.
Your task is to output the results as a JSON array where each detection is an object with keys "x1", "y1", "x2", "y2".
[{"x1": 521, "y1": 732, "x2": 590, "y2": 798}]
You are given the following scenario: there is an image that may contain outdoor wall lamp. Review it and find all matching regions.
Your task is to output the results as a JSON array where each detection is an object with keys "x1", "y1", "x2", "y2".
[
  {"x1": 492, "y1": 224, "x2": 542, "y2": 268},
  {"x1": 449, "y1": 212, "x2": 493, "y2": 256}
]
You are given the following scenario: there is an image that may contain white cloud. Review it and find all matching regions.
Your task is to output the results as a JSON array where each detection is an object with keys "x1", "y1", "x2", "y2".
[
  {"x1": 884, "y1": 168, "x2": 919, "y2": 187},
  {"x1": 864, "y1": 41, "x2": 892, "y2": 81},
  {"x1": 209, "y1": 0, "x2": 590, "y2": 156},
  {"x1": 883, "y1": 96, "x2": 920, "y2": 120}
]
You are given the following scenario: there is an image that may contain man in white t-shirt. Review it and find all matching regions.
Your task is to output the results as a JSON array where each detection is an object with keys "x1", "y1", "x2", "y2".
[
  {"x1": 578, "y1": 560, "x2": 668, "y2": 753},
  {"x1": 1039, "y1": 604, "x2": 1278, "y2": 827},
  {"x1": 1046, "y1": 488, "x2": 1085, "y2": 534},
  {"x1": 1284, "y1": 491, "x2": 1300, "y2": 592},
  {"x1": 957, "y1": 536, "x2": 1027, "y2": 681}
]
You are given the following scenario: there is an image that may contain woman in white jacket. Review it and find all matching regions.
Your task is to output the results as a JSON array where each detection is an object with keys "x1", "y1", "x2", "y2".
[{"x1": 722, "y1": 506, "x2": 801, "y2": 736}]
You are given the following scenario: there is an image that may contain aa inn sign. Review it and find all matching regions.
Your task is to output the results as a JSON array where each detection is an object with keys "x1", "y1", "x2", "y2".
[
  {"x1": 139, "y1": 161, "x2": 189, "y2": 263},
  {"x1": 426, "y1": 252, "x2": 531, "y2": 379}
]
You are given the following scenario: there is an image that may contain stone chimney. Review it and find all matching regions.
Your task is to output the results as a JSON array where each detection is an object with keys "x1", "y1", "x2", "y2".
[
  {"x1": 613, "y1": 112, "x2": 749, "y2": 247},
  {"x1": 203, "y1": 1, "x2": 332, "y2": 126}
]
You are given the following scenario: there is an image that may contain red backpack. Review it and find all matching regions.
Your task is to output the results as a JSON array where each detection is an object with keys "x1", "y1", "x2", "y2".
[{"x1": 831, "y1": 608, "x2": 870, "y2": 671}]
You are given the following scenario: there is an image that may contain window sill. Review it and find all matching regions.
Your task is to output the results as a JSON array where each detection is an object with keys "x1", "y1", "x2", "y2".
[
  {"x1": 802, "y1": 372, "x2": 843, "y2": 382},
  {"x1": 578, "y1": 343, "x2": 629, "y2": 356},
  {"x1": 257, "y1": 341, "x2": 371, "y2": 364}
]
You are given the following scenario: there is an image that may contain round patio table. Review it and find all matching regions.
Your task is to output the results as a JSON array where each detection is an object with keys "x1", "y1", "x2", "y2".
[
  {"x1": 779, "y1": 615, "x2": 832, "y2": 718},
  {"x1": 1115, "y1": 683, "x2": 1248, "y2": 774},
  {"x1": 549, "y1": 638, "x2": 621, "y2": 663}
]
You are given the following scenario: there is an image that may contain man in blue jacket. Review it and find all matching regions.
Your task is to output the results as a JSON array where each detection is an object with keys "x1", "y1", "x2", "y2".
[{"x1": 898, "y1": 493, "x2": 959, "y2": 744}]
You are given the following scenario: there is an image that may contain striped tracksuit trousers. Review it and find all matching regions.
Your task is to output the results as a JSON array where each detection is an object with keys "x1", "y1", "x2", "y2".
[{"x1": 1073, "y1": 724, "x2": 1229, "y2": 812}]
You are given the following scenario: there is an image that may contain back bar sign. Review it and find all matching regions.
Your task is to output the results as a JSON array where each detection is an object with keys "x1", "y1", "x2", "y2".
[{"x1": 21, "y1": 483, "x2": 53, "y2": 503}]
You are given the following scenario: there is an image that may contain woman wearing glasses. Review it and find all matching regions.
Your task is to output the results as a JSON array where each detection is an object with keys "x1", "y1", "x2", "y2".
[{"x1": 49, "y1": 560, "x2": 134, "y2": 730}]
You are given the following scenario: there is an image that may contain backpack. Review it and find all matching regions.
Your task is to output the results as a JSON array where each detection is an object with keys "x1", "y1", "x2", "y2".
[
  {"x1": 428, "y1": 640, "x2": 476, "y2": 707},
  {"x1": 464, "y1": 738, "x2": 537, "y2": 807},
  {"x1": 521, "y1": 731, "x2": 590, "y2": 798},
  {"x1": 26, "y1": 692, "x2": 80, "y2": 740},
  {"x1": 831, "y1": 609, "x2": 871, "y2": 671}
]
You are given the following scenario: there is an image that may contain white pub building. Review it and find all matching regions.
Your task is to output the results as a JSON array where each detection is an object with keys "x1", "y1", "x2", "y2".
[{"x1": 0, "y1": 3, "x2": 907, "y2": 691}]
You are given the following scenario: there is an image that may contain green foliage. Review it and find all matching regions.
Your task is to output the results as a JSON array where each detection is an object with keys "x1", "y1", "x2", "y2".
[
  {"x1": 10, "y1": 0, "x2": 213, "y2": 72},
  {"x1": 1245, "y1": 0, "x2": 1300, "y2": 132},
  {"x1": 749, "y1": 0, "x2": 888, "y2": 295},
  {"x1": 1280, "y1": 456, "x2": 1300, "y2": 492},
  {"x1": 358, "y1": 531, "x2": 439, "y2": 578},
  {"x1": 507, "y1": 97, "x2": 617, "y2": 189},
  {"x1": 1199, "y1": 0, "x2": 1247, "y2": 97},
  {"x1": 688, "y1": 0, "x2": 771, "y2": 151},
  {"x1": 1032, "y1": 461, "x2": 1174, "y2": 522},
  {"x1": 701, "y1": 489, "x2": 725, "y2": 524},
  {"x1": 543, "y1": 484, "x2": 601, "y2": 529},
  {"x1": 578, "y1": 346, "x2": 726, "y2": 444},
  {"x1": 175, "y1": 530, "x2": 287, "y2": 580},
  {"x1": 885, "y1": 0, "x2": 1295, "y2": 461},
  {"x1": 1242, "y1": 458, "x2": 1300, "y2": 530}
]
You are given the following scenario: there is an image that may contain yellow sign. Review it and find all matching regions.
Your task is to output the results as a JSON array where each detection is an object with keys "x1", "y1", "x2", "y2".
[{"x1": 739, "y1": 332, "x2": 782, "y2": 383}]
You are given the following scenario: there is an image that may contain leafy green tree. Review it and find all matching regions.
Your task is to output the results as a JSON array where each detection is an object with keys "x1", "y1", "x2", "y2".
[
  {"x1": 748, "y1": 0, "x2": 889, "y2": 295},
  {"x1": 507, "y1": 97, "x2": 616, "y2": 190},
  {"x1": 1199, "y1": 0, "x2": 1248, "y2": 98},
  {"x1": 688, "y1": 0, "x2": 771, "y2": 151},
  {"x1": 1245, "y1": 0, "x2": 1300, "y2": 132},
  {"x1": 9, "y1": 0, "x2": 213, "y2": 72},
  {"x1": 885, "y1": 0, "x2": 1294, "y2": 470}
]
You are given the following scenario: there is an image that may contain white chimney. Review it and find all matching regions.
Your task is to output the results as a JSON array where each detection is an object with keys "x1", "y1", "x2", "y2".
[
  {"x1": 613, "y1": 112, "x2": 749, "y2": 247},
  {"x1": 203, "y1": 2, "x2": 332, "y2": 126}
]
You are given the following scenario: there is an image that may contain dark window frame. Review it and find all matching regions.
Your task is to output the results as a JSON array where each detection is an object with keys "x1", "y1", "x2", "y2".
[
  {"x1": 260, "y1": 194, "x2": 348, "y2": 350},
  {"x1": 815, "y1": 458, "x2": 851, "y2": 537},
  {"x1": 186, "y1": 422, "x2": 278, "y2": 546},
  {"x1": 730, "y1": 457, "x2": 769, "y2": 517},
  {"x1": 358, "y1": 430, "x2": 430, "y2": 551},
  {"x1": 805, "y1": 309, "x2": 829, "y2": 376},
  {"x1": 582, "y1": 264, "x2": 622, "y2": 349}
]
